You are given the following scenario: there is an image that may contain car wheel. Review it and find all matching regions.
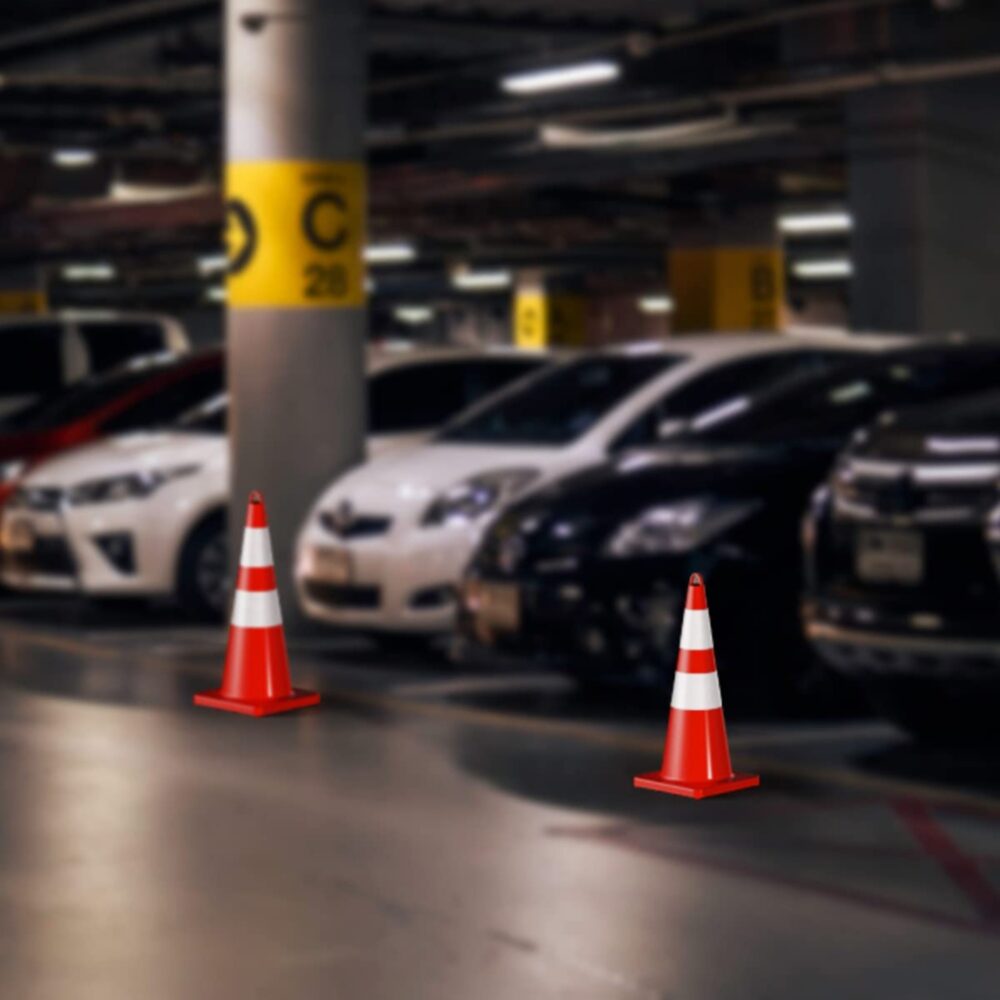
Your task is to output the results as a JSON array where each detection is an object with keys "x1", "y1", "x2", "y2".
[{"x1": 177, "y1": 514, "x2": 228, "y2": 620}]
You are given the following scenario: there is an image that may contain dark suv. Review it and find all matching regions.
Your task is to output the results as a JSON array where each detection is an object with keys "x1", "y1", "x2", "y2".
[{"x1": 803, "y1": 389, "x2": 1000, "y2": 742}]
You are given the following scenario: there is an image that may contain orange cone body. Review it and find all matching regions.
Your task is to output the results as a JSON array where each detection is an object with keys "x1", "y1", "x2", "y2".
[
  {"x1": 634, "y1": 573, "x2": 758, "y2": 799},
  {"x1": 194, "y1": 492, "x2": 320, "y2": 717}
]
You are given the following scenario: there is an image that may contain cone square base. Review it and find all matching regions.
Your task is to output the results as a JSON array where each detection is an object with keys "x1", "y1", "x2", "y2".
[
  {"x1": 633, "y1": 770, "x2": 759, "y2": 799},
  {"x1": 193, "y1": 688, "x2": 320, "y2": 717}
]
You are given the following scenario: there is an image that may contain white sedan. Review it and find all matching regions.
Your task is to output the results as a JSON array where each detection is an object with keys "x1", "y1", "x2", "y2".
[
  {"x1": 0, "y1": 347, "x2": 547, "y2": 615},
  {"x1": 295, "y1": 333, "x2": 908, "y2": 638}
]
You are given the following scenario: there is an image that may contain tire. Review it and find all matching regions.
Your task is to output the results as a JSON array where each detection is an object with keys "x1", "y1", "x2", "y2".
[{"x1": 177, "y1": 512, "x2": 228, "y2": 620}]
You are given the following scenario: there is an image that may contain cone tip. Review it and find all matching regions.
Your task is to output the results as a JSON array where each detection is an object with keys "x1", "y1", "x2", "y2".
[
  {"x1": 249, "y1": 490, "x2": 263, "y2": 505},
  {"x1": 685, "y1": 572, "x2": 708, "y2": 609},
  {"x1": 688, "y1": 573, "x2": 703, "y2": 588},
  {"x1": 245, "y1": 490, "x2": 268, "y2": 527}
]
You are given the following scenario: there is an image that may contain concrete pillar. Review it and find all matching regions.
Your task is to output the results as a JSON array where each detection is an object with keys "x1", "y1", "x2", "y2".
[
  {"x1": 668, "y1": 211, "x2": 784, "y2": 333},
  {"x1": 226, "y1": 0, "x2": 367, "y2": 627},
  {"x1": 0, "y1": 265, "x2": 46, "y2": 315},
  {"x1": 848, "y1": 80, "x2": 1000, "y2": 338}
]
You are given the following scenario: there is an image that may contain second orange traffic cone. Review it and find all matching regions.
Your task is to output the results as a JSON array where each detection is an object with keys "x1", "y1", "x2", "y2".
[
  {"x1": 634, "y1": 573, "x2": 758, "y2": 799},
  {"x1": 194, "y1": 491, "x2": 320, "y2": 717}
]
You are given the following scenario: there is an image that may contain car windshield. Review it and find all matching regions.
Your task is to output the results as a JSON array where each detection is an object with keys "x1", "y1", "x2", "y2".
[
  {"x1": 676, "y1": 347, "x2": 1000, "y2": 445},
  {"x1": 438, "y1": 354, "x2": 682, "y2": 446},
  {"x1": 0, "y1": 359, "x2": 173, "y2": 432}
]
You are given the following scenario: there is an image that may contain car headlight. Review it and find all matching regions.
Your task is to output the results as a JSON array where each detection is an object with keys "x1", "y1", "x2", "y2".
[
  {"x1": 0, "y1": 459, "x2": 26, "y2": 483},
  {"x1": 422, "y1": 468, "x2": 539, "y2": 527},
  {"x1": 604, "y1": 498, "x2": 761, "y2": 557},
  {"x1": 67, "y1": 464, "x2": 200, "y2": 507}
]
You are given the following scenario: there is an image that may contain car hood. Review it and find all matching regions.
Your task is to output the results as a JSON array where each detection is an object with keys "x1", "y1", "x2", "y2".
[
  {"x1": 856, "y1": 389, "x2": 1000, "y2": 462},
  {"x1": 316, "y1": 442, "x2": 568, "y2": 518},
  {"x1": 22, "y1": 431, "x2": 224, "y2": 487}
]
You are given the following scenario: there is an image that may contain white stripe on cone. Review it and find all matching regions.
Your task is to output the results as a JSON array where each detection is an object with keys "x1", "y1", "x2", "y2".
[
  {"x1": 231, "y1": 588, "x2": 283, "y2": 628},
  {"x1": 240, "y1": 527, "x2": 274, "y2": 568},
  {"x1": 679, "y1": 607, "x2": 713, "y2": 650},
  {"x1": 670, "y1": 671, "x2": 723, "y2": 710}
]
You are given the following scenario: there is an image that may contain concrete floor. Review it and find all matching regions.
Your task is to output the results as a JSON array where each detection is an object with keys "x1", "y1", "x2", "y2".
[{"x1": 1, "y1": 599, "x2": 999, "y2": 999}]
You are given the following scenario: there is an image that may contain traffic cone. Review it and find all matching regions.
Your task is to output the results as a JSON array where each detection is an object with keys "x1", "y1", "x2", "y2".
[
  {"x1": 194, "y1": 491, "x2": 320, "y2": 717},
  {"x1": 634, "y1": 573, "x2": 758, "y2": 799}
]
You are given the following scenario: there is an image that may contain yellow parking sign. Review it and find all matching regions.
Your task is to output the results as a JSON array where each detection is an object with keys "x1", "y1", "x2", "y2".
[{"x1": 226, "y1": 160, "x2": 366, "y2": 309}]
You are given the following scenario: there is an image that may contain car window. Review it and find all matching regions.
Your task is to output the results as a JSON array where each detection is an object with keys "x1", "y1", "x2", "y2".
[
  {"x1": 612, "y1": 349, "x2": 850, "y2": 450},
  {"x1": 101, "y1": 365, "x2": 224, "y2": 433},
  {"x1": 439, "y1": 354, "x2": 682, "y2": 446},
  {"x1": 690, "y1": 348, "x2": 1000, "y2": 443},
  {"x1": 77, "y1": 321, "x2": 166, "y2": 372},
  {"x1": 0, "y1": 323, "x2": 64, "y2": 394},
  {"x1": 368, "y1": 358, "x2": 543, "y2": 435}
]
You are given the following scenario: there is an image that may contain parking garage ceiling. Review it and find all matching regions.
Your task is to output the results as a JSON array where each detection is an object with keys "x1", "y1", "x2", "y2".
[{"x1": 0, "y1": 0, "x2": 997, "y2": 307}]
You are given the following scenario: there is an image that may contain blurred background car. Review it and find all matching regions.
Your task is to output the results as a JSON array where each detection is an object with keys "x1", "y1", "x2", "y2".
[
  {"x1": 804, "y1": 387, "x2": 1000, "y2": 743},
  {"x1": 0, "y1": 349, "x2": 221, "y2": 508},
  {"x1": 0, "y1": 346, "x2": 548, "y2": 616},
  {"x1": 0, "y1": 312, "x2": 188, "y2": 419},
  {"x1": 460, "y1": 342, "x2": 1000, "y2": 702},
  {"x1": 294, "y1": 332, "x2": 902, "y2": 642}
]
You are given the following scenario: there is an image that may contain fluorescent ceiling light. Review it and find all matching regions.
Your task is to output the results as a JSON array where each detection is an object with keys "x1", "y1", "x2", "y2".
[
  {"x1": 197, "y1": 252, "x2": 228, "y2": 277},
  {"x1": 792, "y1": 258, "x2": 853, "y2": 280},
  {"x1": 393, "y1": 305, "x2": 434, "y2": 325},
  {"x1": 779, "y1": 210, "x2": 853, "y2": 236},
  {"x1": 638, "y1": 295, "x2": 674, "y2": 315},
  {"x1": 205, "y1": 285, "x2": 226, "y2": 304},
  {"x1": 502, "y1": 60, "x2": 619, "y2": 96},
  {"x1": 61, "y1": 262, "x2": 116, "y2": 282},
  {"x1": 109, "y1": 180, "x2": 214, "y2": 204},
  {"x1": 52, "y1": 147, "x2": 97, "y2": 168},
  {"x1": 364, "y1": 241, "x2": 417, "y2": 265},
  {"x1": 451, "y1": 267, "x2": 512, "y2": 292}
]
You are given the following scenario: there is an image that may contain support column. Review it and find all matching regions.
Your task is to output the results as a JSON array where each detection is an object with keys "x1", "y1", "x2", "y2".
[
  {"x1": 0, "y1": 265, "x2": 46, "y2": 315},
  {"x1": 668, "y1": 212, "x2": 784, "y2": 333},
  {"x1": 849, "y1": 80, "x2": 1000, "y2": 337},
  {"x1": 226, "y1": 0, "x2": 367, "y2": 628},
  {"x1": 513, "y1": 273, "x2": 587, "y2": 348}
]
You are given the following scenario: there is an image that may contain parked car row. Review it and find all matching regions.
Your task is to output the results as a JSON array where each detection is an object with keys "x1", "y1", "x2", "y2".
[{"x1": 3, "y1": 324, "x2": 999, "y2": 742}]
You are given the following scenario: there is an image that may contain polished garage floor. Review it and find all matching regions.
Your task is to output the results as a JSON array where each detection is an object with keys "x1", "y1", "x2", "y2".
[{"x1": 1, "y1": 600, "x2": 999, "y2": 999}]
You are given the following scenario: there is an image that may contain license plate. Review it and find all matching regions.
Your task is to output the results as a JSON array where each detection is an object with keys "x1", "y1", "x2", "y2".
[
  {"x1": 312, "y1": 547, "x2": 352, "y2": 585},
  {"x1": 1, "y1": 519, "x2": 35, "y2": 554},
  {"x1": 469, "y1": 581, "x2": 521, "y2": 633},
  {"x1": 855, "y1": 528, "x2": 924, "y2": 585}
]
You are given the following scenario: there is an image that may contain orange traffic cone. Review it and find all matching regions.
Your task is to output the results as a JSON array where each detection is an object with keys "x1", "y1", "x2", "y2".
[
  {"x1": 634, "y1": 573, "x2": 758, "y2": 799},
  {"x1": 194, "y1": 491, "x2": 320, "y2": 717}
]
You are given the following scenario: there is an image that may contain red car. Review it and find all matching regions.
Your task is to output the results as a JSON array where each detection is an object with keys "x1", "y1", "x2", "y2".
[{"x1": 0, "y1": 350, "x2": 224, "y2": 508}]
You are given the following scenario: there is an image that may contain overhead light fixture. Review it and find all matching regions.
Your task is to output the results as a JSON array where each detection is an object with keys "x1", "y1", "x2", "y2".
[
  {"x1": 638, "y1": 295, "x2": 674, "y2": 315},
  {"x1": 205, "y1": 285, "x2": 226, "y2": 304},
  {"x1": 502, "y1": 60, "x2": 620, "y2": 96},
  {"x1": 197, "y1": 252, "x2": 228, "y2": 277},
  {"x1": 393, "y1": 305, "x2": 434, "y2": 325},
  {"x1": 451, "y1": 267, "x2": 512, "y2": 292},
  {"x1": 61, "y1": 262, "x2": 116, "y2": 282},
  {"x1": 792, "y1": 258, "x2": 853, "y2": 280},
  {"x1": 779, "y1": 210, "x2": 853, "y2": 236},
  {"x1": 51, "y1": 148, "x2": 98, "y2": 168},
  {"x1": 364, "y1": 241, "x2": 417, "y2": 265}
]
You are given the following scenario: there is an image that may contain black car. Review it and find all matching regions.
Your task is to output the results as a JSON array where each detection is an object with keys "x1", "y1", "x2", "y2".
[
  {"x1": 803, "y1": 389, "x2": 1000, "y2": 742},
  {"x1": 459, "y1": 343, "x2": 1000, "y2": 700}
]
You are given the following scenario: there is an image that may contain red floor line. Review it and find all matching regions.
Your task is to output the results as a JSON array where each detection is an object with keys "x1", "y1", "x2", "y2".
[
  {"x1": 546, "y1": 823, "x2": 1000, "y2": 939},
  {"x1": 891, "y1": 797, "x2": 1000, "y2": 928}
]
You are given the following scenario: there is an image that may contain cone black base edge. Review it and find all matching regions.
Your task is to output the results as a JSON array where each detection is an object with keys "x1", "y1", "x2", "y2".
[
  {"x1": 193, "y1": 688, "x2": 321, "y2": 717},
  {"x1": 633, "y1": 771, "x2": 760, "y2": 799}
]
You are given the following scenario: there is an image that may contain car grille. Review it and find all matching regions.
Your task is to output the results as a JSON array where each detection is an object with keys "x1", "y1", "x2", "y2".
[
  {"x1": 318, "y1": 510, "x2": 392, "y2": 540},
  {"x1": 833, "y1": 458, "x2": 997, "y2": 522},
  {"x1": 2, "y1": 536, "x2": 76, "y2": 577},
  {"x1": 7, "y1": 486, "x2": 64, "y2": 513},
  {"x1": 303, "y1": 580, "x2": 380, "y2": 610}
]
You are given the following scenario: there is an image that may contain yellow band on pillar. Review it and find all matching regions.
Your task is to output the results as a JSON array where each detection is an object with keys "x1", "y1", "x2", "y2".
[
  {"x1": 515, "y1": 289, "x2": 586, "y2": 347},
  {"x1": 226, "y1": 160, "x2": 367, "y2": 309},
  {"x1": 0, "y1": 290, "x2": 46, "y2": 315},
  {"x1": 669, "y1": 247, "x2": 784, "y2": 333}
]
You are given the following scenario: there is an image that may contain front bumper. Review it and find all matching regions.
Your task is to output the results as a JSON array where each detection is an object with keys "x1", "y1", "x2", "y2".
[{"x1": 295, "y1": 518, "x2": 484, "y2": 634}]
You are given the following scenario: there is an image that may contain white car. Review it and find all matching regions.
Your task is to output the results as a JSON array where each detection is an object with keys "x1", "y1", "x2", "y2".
[
  {"x1": 0, "y1": 348, "x2": 548, "y2": 615},
  {"x1": 0, "y1": 312, "x2": 189, "y2": 419},
  {"x1": 295, "y1": 333, "x2": 911, "y2": 638}
]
